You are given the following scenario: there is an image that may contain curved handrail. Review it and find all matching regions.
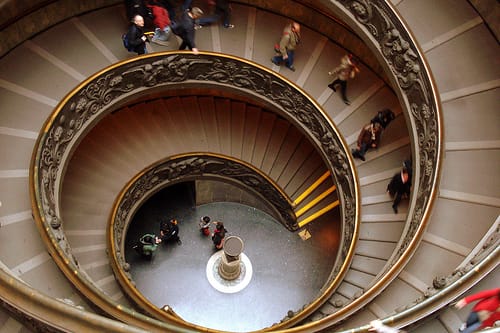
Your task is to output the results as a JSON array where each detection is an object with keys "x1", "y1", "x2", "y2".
[
  {"x1": 0, "y1": 263, "x2": 152, "y2": 333},
  {"x1": 29, "y1": 51, "x2": 359, "y2": 332}
]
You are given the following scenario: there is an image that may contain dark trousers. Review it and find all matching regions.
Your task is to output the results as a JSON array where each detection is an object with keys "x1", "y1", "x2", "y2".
[
  {"x1": 393, "y1": 191, "x2": 403, "y2": 208},
  {"x1": 329, "y1": 79, "x2": 348, "y2": 102},
  {"x1": 179, "y1": 39, "x2": 193, "y2": 50}
]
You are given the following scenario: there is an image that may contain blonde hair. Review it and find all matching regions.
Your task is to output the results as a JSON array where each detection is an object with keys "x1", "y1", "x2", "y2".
[{"x1": 191, "y1": 7, "x2": 203, "y2": 17}]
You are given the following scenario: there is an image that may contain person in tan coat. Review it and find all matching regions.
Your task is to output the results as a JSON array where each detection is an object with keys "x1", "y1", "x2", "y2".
[
  {"x1": 328, "y1": 53, "x2": 360, "y2": 105},
  {"x1": 271, "y1": 22, "x2": 301, "y2": 72}
]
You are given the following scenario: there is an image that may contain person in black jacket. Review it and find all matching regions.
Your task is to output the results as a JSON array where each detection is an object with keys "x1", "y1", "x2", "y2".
[
  {"x1": 174, "y1": 7, "x2": 203, "y2": 54},
  {"x1": 387, "y1": 160, "x2": 412, "y2": 214},
  {"x1": 160, "y1": 218, "x2": 182, "y2": 245},
  {"x1": 126, "y1": 15, "x2": 148, "y2": 55}
]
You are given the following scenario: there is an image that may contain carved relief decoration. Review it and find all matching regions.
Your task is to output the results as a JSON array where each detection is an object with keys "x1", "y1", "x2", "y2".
[{"x1": 340, "y1": 0, "x2": 440, "y2": 263}]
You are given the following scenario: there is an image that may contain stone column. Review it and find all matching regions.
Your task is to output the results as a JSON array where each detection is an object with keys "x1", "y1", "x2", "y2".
[{"x1": 218, "y1": 236, "x2": 244, "y2": 280}]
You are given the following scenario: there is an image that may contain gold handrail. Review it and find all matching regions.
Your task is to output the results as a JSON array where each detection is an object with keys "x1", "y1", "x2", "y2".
[
  {"x1": 292, "y1": 171, "x2": 331, "y2": 207},
  {"x1": 298, "y1": 200, "x2": 340, "y2": 228}
]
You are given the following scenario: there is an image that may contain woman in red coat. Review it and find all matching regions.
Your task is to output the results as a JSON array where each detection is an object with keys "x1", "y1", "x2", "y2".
[
  {"x1": 147, "y1": 1, "x2": 171, "y2": 44},
  {"x1": 455, "y1": 288, "x2": 500, "y2": 332}
]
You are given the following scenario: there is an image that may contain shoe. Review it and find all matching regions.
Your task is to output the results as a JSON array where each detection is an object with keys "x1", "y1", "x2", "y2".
[
  {"x1": 194, "y1": 24, "x2": 202, "y2": 30},
  {"x1": 343, "y1": 99, "x2": 351, "y2": 105},
  {"x1": 328, "y1": 84, "x2": 336, "y2": 92},
  {"x1": 177, "y1": 239, "x2": 182, "y2": 245},
  {"x1": 352, "y1": 149, "x2": 364, "y2": 161},
  {"x1": 271, "y1": 58, "x2": 280, "y2": 66},
  {"x1": 392, "y1": 205, "x2": 398, "y2": 214},
  {"x1": 224, "y1": 24, "x2": 234, "y2": 29},
  {"x1": 287, "y1": 65, "x2": 296, "y2": 72},
  {"x1": 458, "y1": 323, "x2": 466, "y2": 332}
]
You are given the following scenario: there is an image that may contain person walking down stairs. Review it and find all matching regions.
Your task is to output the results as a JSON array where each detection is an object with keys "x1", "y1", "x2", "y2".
[
  {"x1": 352, "y1": 121, "x2": 382, "y2": 162},
  {"x1": 455, "y1": 288, "x2": 500, "y2": 333},
  {"x1": 328, "y1": 53, "x2": 360, "y2": 105},
  {"x1": 386, "y1": 160, "x2": 412, "y2": 214},
  {"x1": 125, "y1": 14, "x2": 149, "y2": 55},
  {"x1": 147, "y1": 0, "x2": 172, "y2": 45},
  {"x1": 271, "y1": 21, "x2": 301, "y2": 72}
]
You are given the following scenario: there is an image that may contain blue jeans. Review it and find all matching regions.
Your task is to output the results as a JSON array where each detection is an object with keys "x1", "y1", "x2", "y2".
[
  {"x1": 462, "y1": 312, "x2": 482, "y2": 333},
  {"x1": 153, "y1": 26, "x2": 171, "y2": 41},
  {"x1": 272, "y1": 50, "x2": 295, "y2": 68}
]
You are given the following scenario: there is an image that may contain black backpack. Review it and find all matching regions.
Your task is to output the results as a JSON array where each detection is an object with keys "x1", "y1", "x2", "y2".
[{"x1": 371, "y1": 109, "x2": 395, "y2": 129}]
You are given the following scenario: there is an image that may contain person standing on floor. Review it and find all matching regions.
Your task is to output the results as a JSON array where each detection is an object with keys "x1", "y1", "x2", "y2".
[
  {"x1": 199, "y1": 215, "x2": 211, "y2": 236},
  {"x1": 212, "y1": 221, "x2": 227, "y2": 250},
  {"x1": 147, "y1": 0, "x2": 172, "y2": 45},
  {"x1": 455, "y1": 288, "x2": 500, "y2": 333},
  {"x1": 126, "y1": 14, "x2": 148, "y2": 55},
  {"x1": 352, "y1": 121, "x2": 382, "y2": 161},
  {"x1": 386, "y1": 160, "x2": 412, "y2": 214},
  {"x1": 160, "y1": 218, "x2": 182, "y2": 245},
  {"x1": 174, "y1": 6, "x2": 203, "y2": 54},
  {"x1": 197, "y1": 0, "x2": 234, "y2": 29},
  {"x1": 271, "y1": 21, "x2": 301, "y2": 72},
  {"x1": 328, "y1": 53, "x2": 360, "y2": 105},
  {"x1": 133, "y1": 233, "x2": 161, "y2": 259}
]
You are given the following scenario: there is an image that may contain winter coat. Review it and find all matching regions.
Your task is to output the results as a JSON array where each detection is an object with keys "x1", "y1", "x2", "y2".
[
  {"x1": 126, "y1": 23, "x2": 146, "y2": 53},
  {"x1": 330, "y1": 54, "x2": 358, "y2": 81},
  {"x1": 148, "y1": 5, "x2": 171, "y2": 29},
  {"x1": 464, "y1": 288, "x2": 500, "y2": 328},
  {"x1": 278, "y1": 24, "x2": 300, "y2": 57}
]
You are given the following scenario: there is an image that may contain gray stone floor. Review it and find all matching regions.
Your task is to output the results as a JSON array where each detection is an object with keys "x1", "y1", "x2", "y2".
[{"x1": 125, "y1": 183, "x2": 340, "y2": 331}]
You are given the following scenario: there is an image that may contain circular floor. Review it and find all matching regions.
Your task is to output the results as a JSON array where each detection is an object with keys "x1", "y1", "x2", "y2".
[{"x1": 125, "y1": 185, "x2": 339, "y2": 332}]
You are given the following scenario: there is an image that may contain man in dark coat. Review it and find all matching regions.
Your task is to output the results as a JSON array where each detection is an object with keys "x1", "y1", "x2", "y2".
[
  {"x1": 126, "y1": 14, "x2": 148, "y2": 55},
  {"x1": 387, "y1": 160, "x2": 412, "y2": 214},
  {"x1": 174, "y1": 7, "x2": 203, "y2": 54}
]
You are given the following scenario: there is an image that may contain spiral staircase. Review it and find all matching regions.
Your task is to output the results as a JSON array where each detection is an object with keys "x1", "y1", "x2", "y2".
[{"x1": 0, "y1": 1, "x2": 498, "y2": 332}]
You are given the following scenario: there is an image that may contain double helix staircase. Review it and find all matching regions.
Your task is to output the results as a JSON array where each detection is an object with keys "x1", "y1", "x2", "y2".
[{"x1": 0, "y1": 0, "x2": 498, "y2": 332}]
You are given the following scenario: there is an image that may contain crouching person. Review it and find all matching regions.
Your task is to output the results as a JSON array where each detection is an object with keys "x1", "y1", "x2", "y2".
[{"x1": 133, "y1": 233, "x2": 161, "y2": 259}]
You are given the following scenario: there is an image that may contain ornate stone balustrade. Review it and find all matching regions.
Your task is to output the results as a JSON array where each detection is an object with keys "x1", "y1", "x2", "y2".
[{"x1": 30, "y1": 52, "x2": 359, "y2": 330}]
